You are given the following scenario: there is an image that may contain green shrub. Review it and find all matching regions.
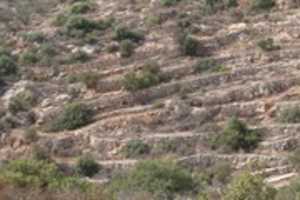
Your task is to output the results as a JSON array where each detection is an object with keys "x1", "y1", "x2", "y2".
[
  {"x1": 252, "y1": 0, "x2": 275, "y2": 10},
  {"x1": 178, "y1": 33, "x2": 200, "y2": 56},
  {"x1": 108, "y1": 160, "x2": 197, "y2": 199},
  {"x1": 20, "y1": 49, "x2": 39, "y2": 65},
  {"x1": 113, "y1": 26, "x2": 144, "y2": 42},
  {"x1": 160, "y1": 0, "x2": 180, "y2": 6},
  {"x1": 76, "y1": 156, "x2": 100, "y2": 177},
  {"x1": 0, "y1": 159, "x2": 61, "y2": 188},
  {"x1": 47, "y1": 103, "x2": 93, "y2": 132},
  {"x1": 70, "y1": 2, "x2": 93, "y2": 14},
  {"x1": 21, "y1": 31, "x2": 46, "y2": 43},
  {"x1": 123, "y1": 140, "x2": 150, "y2": 158},
  {"x1": 210, "y1": 117, "x2": 261, "y2": 152},
  {"x1": 193, "y1": 58, "x2": 226, "y2": 73},
  {"x1": 123, "y1": 63, "x2": 161, "y2": 91},
  {"x1": 257, "y1": 38, "x2": 280, "y2": 51},
  {"x1": 8, "y1": 90, "x2": 36, "y2": 114},
  {"x1": 32, "y1": 145, "x2": 50, "y2": 161},
  {"x1": 68, "y1": 72, "x2": 99, "y2": 89},
  {"x1": 68, "y1": 50, "x2": 91, "y2": 63},
  {"x1": 289, "y1": 148, "x2": 300, "y2": 171},
  {"x1": 224, "y1": 172, "x2": 276, "y2": 200},
  {"x1": 120, "y1": 39, "x2": 135, "y2": 58},
  {"x1": 53, "y1": 13, "x2": 69, "y2": 26},
  {"x1": 0, "y1": 55, "x2": 17, "y2": 77},
  {"x1": 24, "y1": 127, "x2": 39, "y2": 143},
  {"x1": 278, "y1": 106, "x2": 300, "y2": 123}
]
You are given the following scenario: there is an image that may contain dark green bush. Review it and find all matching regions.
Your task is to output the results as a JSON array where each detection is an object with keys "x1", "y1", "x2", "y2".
[
  {"x1": 210, "y1": 117, "x2": 261, "y2": 152},
  {"x1": 257, "y1": 38, "x2": 280, "y2": 51},
  {"x1": 120, "y1": 39, "x2": 135, "y2": 58},
  {"x1": 20, "y1": 49, "x2": 39, "y2": 65},
  {"x1": 47, "y1": 103, "x2": 93, "y2": 132},
  {"x1": 278, "y1": 106, "x2": 300, "y2": 123},
  {"x1": 252, "y1": 0, "x2": 275, "y2": 10},
  {"x1": 108, "y1": 160, "x2": 197, "y2": 199},
  {"x1": 123, "y1": 140, "x2": 150, "y2": 158},
  {"x1": 76, "y1": 156, "x2": 100, "y2": 177},
  {"x1": 70, "y1": 2, "x2": 93, "y2": 14},
  {"x1": 113, "y1": 26, "x2": 144, "y2": 43},
  {"x1": 0, "y1": 55, "x2": 17, "y2": 77},
  {"x1": 123, "y1": 63, "x2": 161, "y2": 91}
]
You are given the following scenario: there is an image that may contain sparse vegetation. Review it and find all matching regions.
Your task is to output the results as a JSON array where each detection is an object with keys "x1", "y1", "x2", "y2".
[
  {"x1": 210, "y1": 117, "x2": 261, "y2": 152},
  {"x1": 278, "y1": 106, "x2": 300, "y2": 123},
  {"x1": 21, "y1": 31, "x2": 46, "y2": 43},
  {"x1": 47, "y1": 103, "x2": 93, "y2": 132},
  {"x1": 70, "y1": 1, "x2": 93, "y2": 14}
]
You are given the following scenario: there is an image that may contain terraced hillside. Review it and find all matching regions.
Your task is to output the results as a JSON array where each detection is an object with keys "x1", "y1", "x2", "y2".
[{"x1": 2, "y1": 0, "x2": 300, "y2": 199}]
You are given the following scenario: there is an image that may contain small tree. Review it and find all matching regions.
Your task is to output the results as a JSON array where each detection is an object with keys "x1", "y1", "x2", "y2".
[{"x1": 224, "y1": 172, "x2": 276, "y2": 200}]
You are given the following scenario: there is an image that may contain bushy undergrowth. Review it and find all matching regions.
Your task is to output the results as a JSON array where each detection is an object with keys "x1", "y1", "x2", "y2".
[
  {"x1": 8, "y1": 90, "x2": 36, "y2": 114},
  {"x1": 108, "y1": 160, "x2": 198, "y2": 200}
]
